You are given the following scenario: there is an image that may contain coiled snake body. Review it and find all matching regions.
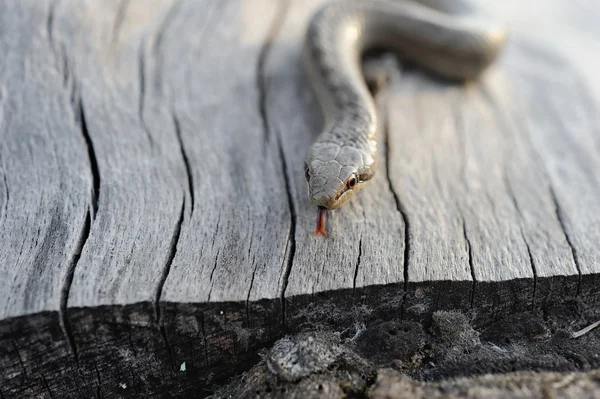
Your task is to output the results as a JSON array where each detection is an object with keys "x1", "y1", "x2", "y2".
[{"x1": 302, "y1": 0, "x2": 506, "y2": 236}]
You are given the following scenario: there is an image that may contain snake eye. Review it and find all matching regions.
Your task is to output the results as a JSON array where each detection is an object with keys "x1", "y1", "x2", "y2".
[{"x1": 346, "y1": 174, "x2": 357, "y2": 189}]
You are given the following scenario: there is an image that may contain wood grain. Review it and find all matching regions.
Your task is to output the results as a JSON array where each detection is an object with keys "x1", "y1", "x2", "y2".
[{"x1": 0, "y1": 0, "x2": 599, "y2": 396}]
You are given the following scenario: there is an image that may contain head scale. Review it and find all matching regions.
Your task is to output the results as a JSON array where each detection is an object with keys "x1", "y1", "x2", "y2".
[{"x1": 305, "y1": 142, "x2": 375, "y2": 209}]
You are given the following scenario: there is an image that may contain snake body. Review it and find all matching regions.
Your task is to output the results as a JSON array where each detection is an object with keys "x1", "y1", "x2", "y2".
[{"x1": 302, "y1": 0, "x2": 506, "y2": 227}]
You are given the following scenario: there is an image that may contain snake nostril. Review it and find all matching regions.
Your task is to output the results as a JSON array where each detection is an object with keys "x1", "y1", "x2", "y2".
[{"x1": 304, "y1": 163, "x2": 310, "y2": 181}]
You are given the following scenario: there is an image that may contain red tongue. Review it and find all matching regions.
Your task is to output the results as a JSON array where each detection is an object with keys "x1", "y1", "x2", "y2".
[{"x1": 315, "y1": 208, "x2": 327, "y2": 237}]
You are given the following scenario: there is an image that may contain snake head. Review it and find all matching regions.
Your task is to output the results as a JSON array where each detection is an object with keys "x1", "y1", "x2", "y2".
[{"x1": 305, "y1": 143, "x2": 375, "y2": 210}]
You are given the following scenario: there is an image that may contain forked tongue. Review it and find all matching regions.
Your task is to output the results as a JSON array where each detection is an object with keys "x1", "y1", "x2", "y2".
[{"x1": 315, "y1": 207, "x2": 327, "y2": 237}]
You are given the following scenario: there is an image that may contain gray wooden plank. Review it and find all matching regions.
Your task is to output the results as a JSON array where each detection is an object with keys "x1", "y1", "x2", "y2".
[{"x1": 2, "y1": 0, "x2": 600, "y2": 396}]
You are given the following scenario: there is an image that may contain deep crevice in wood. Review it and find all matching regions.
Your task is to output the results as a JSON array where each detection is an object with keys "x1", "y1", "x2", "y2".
[
  {"x1": 254, "y1": 0, "x2": 295, "y2": 325},
  {"x1": 78, "y1": 99, "x2": 100, "y2": 218},
  {"x1": 60, "y1": 210, "x2": 92, "y2": 363},
  {"x1": 207, "y1": 248, "x2": 221, "y2": 301},
  {"x1": 211, "y1": 213, "x2": 221, "y2": 249},
  {"x1": 245, "y1": 226, "x2": 257, "y2": 326},
  {"x1": 257, "y1": 0, "x2": 290, "y2": 147},
  {"x1": 503, "y1": 171, "x2": 538, "y2": 308},
  {"x1": 352, "y1": 238, "x2": 363, "y2": 296},
  {"x1": 0, "y1": 84, "x2": 7, "y2": 223},
  {"x1": 521, "y1": 228, "x2": 537, "y2": 309},
  {"x1": 383, "y1": 101, "x2": 410, "y2": 318},
  {"x1": 452, "y1": 98, "x2": 476, "y2": 310},
  {"x1": 277, "y1": 138, "x2": 296, "y2": 326},
  {"x1": 172, "y1": 113, "x2": 194, "y2": 212},
  {"x1": 549, "y1": 184, "x2": 582, "y2": 295},
  {"x1": 0, "y1": 155, "x2": 8, "y2": 223},
  {"x1": 461, "y1": 215, "x2": 476, "y2": 309},
  {"x1": 155, "y1": 199, "x2": 184, "y2": 371},
  {"x1": 58, "y1": 67, "x2": 98, "y2": 367}
]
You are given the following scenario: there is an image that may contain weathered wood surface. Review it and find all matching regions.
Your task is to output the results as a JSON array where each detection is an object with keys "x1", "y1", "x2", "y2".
[{"x1": 1, "y1": 0, "x2": 599, "y2": 396}]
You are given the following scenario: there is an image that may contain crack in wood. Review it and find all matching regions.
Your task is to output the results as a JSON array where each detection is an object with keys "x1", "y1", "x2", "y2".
[
  {"x1": 211, "y1": 213, "x2": 221, "y2": 250},
  {"x1": 503, "y1": 170, "x2": 538, "y2": 308},
  {"x1": 252, "y1": 0, "x2": 295, "y2": 325},
  {"x1": 207, "y1": 248, "x2": 221, "y2": 301},
  {"x1": 154, "y1": 198, "x2": 185, "y2": 317},
  {"x1": 460, "y1": 215, "x2": 476, "y2": 309},
  {"x1": 78, "y1": 99, "x2": 100, "y2": 218},
  {"x1": 155, "y1": 199, "x2": 184, "y2": 372},
  {"x1": 59, "y1": 210, "x2": 90, "y2": 363},
  {"x1": 352, "y1": 238, "x2": 363, "y2": 296},
  {"x1": 245, "y1": 225, "x2": 257, "y2": 327},
  {"x1": 549, "y1": 185, "x2": 582, "y2": 295},
  {"x1": 59, "y1": 98, "x2": 98, "y2": 362},
  {"x1": 257, "y1": 0, "x2": 290, "y2": 148},
  {"x1": 172, "y1": 113, "x2": 194, "y2": 213},
  {"x1": 0, "y1": 154, "x2": 9, "y2": 224},
  {"x1": 46, "y1": 0, "x2": 58, "y2": 52},
  {"x1": 276, "y1": 138, "x2": 296, "y2": 326},
  {"x1": 383, "y1": 99, "x2": 410, "y2": 318},
  {"x1": 521, "y1": 227, "x2": 537, "y2": 309}
]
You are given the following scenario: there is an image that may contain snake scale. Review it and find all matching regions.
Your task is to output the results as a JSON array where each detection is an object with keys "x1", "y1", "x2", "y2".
[{"x1": 302, "y1": 0, "x2": 506, "y2": 236}]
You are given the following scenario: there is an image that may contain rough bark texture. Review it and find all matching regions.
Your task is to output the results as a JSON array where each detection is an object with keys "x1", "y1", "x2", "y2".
[
  {"x1": 0, "y1": 0, "x2": 599, "y2": 397},
  {"x1": 213, "y1": 301, "x2": 600, "y2": 398}
]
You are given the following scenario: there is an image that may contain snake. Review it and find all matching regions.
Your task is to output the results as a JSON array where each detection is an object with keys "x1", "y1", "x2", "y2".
[{"x1": 302, "y1": 0, "x2": 506, "y2": 236}]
